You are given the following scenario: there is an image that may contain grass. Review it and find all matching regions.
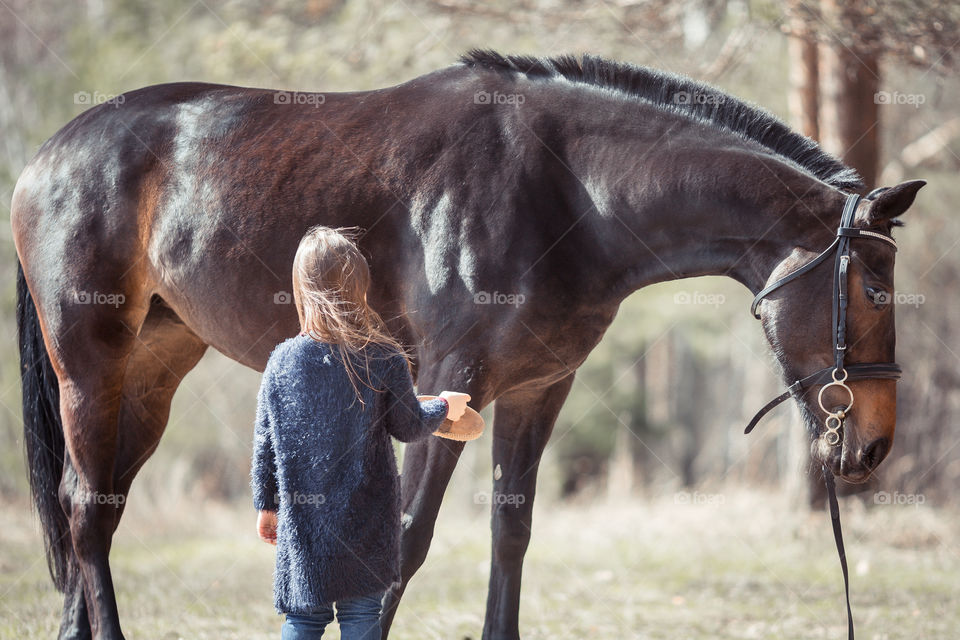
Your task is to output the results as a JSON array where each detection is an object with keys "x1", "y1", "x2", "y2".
[{"x1": 1, "y1": 488, "x2": 958, "y2": 639}]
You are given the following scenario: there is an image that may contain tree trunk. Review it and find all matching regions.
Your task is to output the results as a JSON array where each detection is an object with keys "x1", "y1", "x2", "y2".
[
  {"x1": 786, "y1": 0, "x2": 819, "y2": 139},
  {"x1": 818, "y1": 0, "x2": 881, "y2": 189}
]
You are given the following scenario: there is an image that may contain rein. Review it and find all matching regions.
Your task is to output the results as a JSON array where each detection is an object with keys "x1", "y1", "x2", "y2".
[{"x1": 745, "y1": 189, "x2": 901, "y2": 640}]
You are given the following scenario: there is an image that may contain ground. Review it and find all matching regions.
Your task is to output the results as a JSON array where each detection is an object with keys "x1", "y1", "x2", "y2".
[{"x1": 1, "y1": 488, "x2": 957, "y2": 639}]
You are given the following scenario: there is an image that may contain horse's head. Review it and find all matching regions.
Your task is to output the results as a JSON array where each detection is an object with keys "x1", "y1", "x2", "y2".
[{"x1": 759, "y1": 180, "x2": 924, "y2": 483}]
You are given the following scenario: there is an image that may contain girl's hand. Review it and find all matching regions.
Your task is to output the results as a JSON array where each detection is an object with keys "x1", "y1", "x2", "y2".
[
  {"x1": 439, "y1": 391, "x2": 471, "y2": 421},
  {"x1": 257, "y1": 510, "x2": 278, "y2": 545}
]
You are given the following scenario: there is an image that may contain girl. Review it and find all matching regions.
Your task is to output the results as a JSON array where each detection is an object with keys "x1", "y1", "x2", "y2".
[{"x1": 251, "y1": 226, "x2": 471, "y2": 640}]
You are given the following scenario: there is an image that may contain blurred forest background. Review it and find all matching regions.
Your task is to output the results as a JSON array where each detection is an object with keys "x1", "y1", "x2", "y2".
[{"x1": 0, "y1": 0, "x2": 958, "y2": 517}]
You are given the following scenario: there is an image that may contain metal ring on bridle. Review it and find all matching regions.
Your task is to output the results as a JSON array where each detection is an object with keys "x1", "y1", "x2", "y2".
[
  {"x1": 818, "y1": 368, "x2": 853, "y2": 447},
  {"x1": 823, "y1": 415, "x2": 843, "y2": 446},
  {"x1": 818, "y1": 372, "x2": 854, "y2": 416}
]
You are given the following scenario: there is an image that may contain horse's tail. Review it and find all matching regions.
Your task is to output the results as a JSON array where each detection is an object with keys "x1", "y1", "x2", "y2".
[{"x1": 17, "y1": 258, "x2": 71, "y2": 592}]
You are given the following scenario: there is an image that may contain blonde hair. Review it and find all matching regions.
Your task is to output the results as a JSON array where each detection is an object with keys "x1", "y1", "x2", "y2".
[{"x1": 292, "y1": 225, "x2": 408, "y2": 405}]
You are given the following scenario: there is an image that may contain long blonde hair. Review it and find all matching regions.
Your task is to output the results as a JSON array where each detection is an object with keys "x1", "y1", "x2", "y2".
[{"x1": 292, "y1": 225, "x2": 408, "y2": 405}]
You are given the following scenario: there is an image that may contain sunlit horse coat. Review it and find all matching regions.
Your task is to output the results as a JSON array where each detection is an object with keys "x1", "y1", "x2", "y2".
[{"x1": 251, "y1": 335, "x2": 448, "y2": 613}]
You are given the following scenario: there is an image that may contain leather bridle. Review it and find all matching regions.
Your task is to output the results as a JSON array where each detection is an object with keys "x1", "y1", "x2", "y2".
[
  {"x1": 746, "y1": 189, "x2": 902, "y2": 438},
  {"x1": 744, "y1": 189, "x2": 902, "y2": 640}
]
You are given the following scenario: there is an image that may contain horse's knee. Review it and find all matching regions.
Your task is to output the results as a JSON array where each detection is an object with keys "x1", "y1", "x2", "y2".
[
  {"x1": 398, "y1": 514, "x2": 435, "y2": 575},
  {"x1": 491, "y1": 503, "x2": 532, "y2": 564}
]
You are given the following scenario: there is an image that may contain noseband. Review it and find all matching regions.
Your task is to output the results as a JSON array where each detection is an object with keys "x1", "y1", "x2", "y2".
[
  {"x1": 743, "y1": 189, "x2": 901, "y2": 640},
  {"x1": 745, "y1": 190, "x2": 902, "y2": 439}
]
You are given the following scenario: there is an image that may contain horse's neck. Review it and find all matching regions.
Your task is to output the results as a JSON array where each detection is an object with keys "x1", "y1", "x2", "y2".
[{"x1": 586, "y1": 148, "x2": 847, "y2": 299}]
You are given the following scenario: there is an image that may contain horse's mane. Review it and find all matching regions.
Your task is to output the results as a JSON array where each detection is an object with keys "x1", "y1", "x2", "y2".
[{"x1": 459, "y1": 50, "x2": 863, "y2": 191}]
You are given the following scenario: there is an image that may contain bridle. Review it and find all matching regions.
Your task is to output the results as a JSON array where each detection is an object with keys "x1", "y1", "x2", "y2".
[
  {"x1": 744, "y1": 189, "x2": 902, "y2": 640},
  {"x1": 746, "y1": 189, "x2": 902, "y2": 439}
]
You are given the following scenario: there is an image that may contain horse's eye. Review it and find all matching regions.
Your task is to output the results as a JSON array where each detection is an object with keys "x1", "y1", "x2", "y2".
[{"x1": 865, "y1": 286, "x2": 891, "y2": 307}]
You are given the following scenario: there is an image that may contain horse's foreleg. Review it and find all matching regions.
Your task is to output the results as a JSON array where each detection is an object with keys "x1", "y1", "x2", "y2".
[
  {"x1": 380, "y1": 356, "x2": 494, "y2": 638},
  {"x1": 483, "y1": 375, "x2": 575, "y2": 640},
  {"x1": 380, "y1": 437, "x2": 466, "y2": 637}
]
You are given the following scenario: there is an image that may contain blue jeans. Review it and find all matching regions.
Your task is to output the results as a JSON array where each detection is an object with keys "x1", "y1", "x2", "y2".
[{"x1": 281, "y1": 592, "x2": 383, "y2": 640}]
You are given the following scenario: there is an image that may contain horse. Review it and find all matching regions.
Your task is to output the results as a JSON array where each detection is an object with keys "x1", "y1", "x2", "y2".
[{"x1": 11, "y1": 50, "x2": 923, "y2": 639}]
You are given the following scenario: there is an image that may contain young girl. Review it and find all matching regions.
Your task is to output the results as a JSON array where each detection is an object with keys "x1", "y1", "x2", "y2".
[{"x1": 251, "y1": 226, "x2": 471, "y2": 640}]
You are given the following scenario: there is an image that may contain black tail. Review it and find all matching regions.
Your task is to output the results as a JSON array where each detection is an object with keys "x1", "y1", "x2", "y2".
[{"x1": 17, "y1": 259, "x2": 71, "y2": 592}]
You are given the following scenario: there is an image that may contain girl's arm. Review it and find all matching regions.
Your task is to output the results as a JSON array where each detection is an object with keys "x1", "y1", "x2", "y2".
[
  {"x1": 250, "y1": 366, "x2": 281, "y2": 511},
  {"x1": 379, "y1": 353, "x2": 449, "y2": 442}
]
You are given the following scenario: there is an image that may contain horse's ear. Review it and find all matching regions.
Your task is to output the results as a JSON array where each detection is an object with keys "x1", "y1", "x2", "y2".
[{"x1": 862, "y1": 180, "x2": 926, "y2": 225}]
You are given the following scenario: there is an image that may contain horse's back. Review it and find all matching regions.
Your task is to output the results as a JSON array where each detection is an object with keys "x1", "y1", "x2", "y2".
[{"x1": 9, "y1": 65, "x2": 595, "y2": 374}]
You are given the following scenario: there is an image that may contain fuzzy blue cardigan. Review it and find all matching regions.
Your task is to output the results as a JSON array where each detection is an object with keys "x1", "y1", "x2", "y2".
[{"x1": 251, "y1": 334, "x2": 448, "y2": 614}]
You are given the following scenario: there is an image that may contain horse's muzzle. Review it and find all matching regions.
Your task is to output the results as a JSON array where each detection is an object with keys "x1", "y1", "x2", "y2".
[{"x1": 815, "y1": 431, "x2": 891, "y2": 484}]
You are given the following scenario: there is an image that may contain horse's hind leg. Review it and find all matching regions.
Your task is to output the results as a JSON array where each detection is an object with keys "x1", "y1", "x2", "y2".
[
  {"x1": 46, "y1": 294, "x2": 147, "y2": 640},
  {"x1": 112, "y1": 300, "x2": 208, "y2": 498},
  {"x1": 37, "y1": 279, "x2": 206, "y2": 639},
  {"x1": 483, "y1": 376, "x2": 575, "y2": 640},
  {"x1": 58, "y1": 568, "x2": 90, "y2": 640},
  {"x1": 57, "y1": 301, "x2": 208, "y2": 638}
]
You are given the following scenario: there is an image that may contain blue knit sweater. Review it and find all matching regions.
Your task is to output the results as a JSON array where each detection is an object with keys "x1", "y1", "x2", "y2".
[{"x1": 251, "y1": 334, "x2": 449, "y2": 613}]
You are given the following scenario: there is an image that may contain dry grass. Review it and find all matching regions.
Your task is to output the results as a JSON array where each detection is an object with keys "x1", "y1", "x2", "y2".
[{"x1": 2, "y1": 488, "x2": 958, "y2": 639}]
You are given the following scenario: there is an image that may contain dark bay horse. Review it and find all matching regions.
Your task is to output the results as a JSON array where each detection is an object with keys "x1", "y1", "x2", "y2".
[{"x1": 12, "y1": 50, "x2": 923, "y2": 639}]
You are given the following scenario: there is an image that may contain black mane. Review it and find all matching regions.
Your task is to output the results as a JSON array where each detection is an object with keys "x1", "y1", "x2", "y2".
[{"x1": 460, "y1": 50, "x2": 863, "y2": 191}]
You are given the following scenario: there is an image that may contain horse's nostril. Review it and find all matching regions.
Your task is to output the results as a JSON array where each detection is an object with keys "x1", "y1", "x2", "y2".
[{"x1": 861, "y1": 437, "x2": 891, "y2": 471}]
